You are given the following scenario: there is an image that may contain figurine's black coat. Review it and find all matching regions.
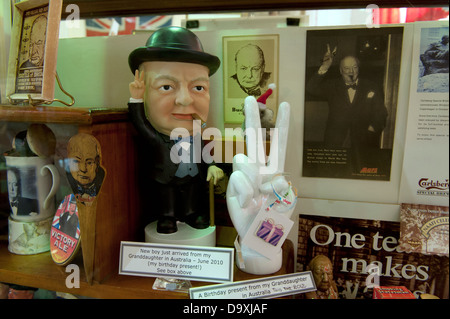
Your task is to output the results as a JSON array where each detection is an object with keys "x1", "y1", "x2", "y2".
[{"x1": 128, "y1": 102, "x2": 209, "y2": 231}]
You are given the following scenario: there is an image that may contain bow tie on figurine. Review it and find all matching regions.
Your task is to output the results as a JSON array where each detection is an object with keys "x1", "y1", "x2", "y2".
[
  {"x1": 10, "y1": 200, "x2": 18, "y2": 208},
  {"x1": 346, "y1": 83, "x2": 357, "y2": 90},
  {"x1": 175, "y1": 135, "x2": 194, "y2": 153},
  {"x1": 176, "y1": 135, "x2": 193, "y2": 144}
]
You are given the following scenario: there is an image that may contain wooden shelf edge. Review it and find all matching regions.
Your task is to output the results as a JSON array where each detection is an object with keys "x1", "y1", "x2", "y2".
[
  {"x1": 0, "y1": 105, "x2": 129, "y2": 125},
  {"x1": 0, "y1": 240, "x2": 294, "y2": 299},
  {"x1": 0, "y1": 243, "x2": 188, "y2": 299}
]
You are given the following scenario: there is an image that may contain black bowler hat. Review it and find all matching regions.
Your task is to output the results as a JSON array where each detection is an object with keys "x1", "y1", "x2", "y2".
[{"x1": 128, "y1": 26, "x2": 220, "y2": 76}]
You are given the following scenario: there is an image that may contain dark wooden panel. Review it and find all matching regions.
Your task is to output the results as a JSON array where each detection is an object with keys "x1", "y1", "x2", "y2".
[
  {"x1": 0, "y1": 105, "x2": 128, "y2": 125},
  {"x1": 61, "y1": 0, "x2": 448, "y2": 19}
]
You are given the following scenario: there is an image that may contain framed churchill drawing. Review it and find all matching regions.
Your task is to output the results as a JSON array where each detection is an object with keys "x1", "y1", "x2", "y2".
[
  {"x1": 6, "y1": 0, "x2": 62, "y2": 103},
  {"x1": 223, "y1": 34, "x2": 279, "y2": 124}
]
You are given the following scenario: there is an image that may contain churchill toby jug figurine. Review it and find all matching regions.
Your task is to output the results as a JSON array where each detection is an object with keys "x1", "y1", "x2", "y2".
[{"x1": 127, "y1": 26, "x2": 224, "y2": 237}]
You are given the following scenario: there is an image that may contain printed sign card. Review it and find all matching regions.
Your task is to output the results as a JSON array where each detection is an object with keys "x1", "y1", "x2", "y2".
[
  {"x1": 190, "y1": 272, "x2": 316, "y2": 299},
  {"x1": 119, "y1": 242, "x2": 234, "y2": 283},
  {"x1": 399, "y1": 22, "x2": 449, "y2": 206}
]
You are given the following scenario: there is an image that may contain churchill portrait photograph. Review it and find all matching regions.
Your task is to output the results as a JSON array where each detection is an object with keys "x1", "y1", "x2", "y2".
[{"x1": 302, "y1": 27, "x2": 404, "y2": 181}]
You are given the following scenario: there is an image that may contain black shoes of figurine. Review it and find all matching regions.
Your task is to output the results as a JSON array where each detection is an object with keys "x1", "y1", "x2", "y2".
[
  {"x1": 157, "y1": 217, "x2": 178, "y2": 234},
  {"x1": 186, "y1": 214, "x2": 210, "y2": 230},
  {"x1": 156, "y1": 214, "x2": 210, "y2": 234}
]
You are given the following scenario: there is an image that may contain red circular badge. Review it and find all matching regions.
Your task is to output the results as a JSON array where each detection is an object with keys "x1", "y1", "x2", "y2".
[{"x1": 50, "y1": 194, "x2": 81, "y2": 265}]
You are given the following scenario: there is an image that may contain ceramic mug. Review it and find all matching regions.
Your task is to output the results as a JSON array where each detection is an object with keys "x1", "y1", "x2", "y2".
[{"x1": 5, "y1": 156, "x2": 60, "y2": 222}]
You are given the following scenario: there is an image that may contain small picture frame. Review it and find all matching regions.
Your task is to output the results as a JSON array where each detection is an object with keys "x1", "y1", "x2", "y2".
[
  {"x1": 6, "y1": 0, "x2": 62, "y2": 103},
  {"x1": 222, "y1": 34, "x2": 279, "y2": 124}
]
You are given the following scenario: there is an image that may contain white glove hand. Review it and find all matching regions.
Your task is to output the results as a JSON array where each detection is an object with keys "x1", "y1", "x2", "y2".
[{"x1": 226, "y1": 96, "x2": 293, "y2": 240}]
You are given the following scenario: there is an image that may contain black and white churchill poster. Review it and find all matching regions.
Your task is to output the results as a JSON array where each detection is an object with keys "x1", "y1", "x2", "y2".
[{"x1": 302, "y1": 27, "x2": 403, "y2": 181}]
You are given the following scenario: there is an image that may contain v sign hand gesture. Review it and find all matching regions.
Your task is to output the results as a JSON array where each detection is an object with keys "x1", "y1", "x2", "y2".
[
  {"x1": 226, "y1": 96, "x2": 297, "y2": 275},
  {"x1": 129, "y1": 69, "x2": 146, "y2": 100},
  {"x1": 320, "y1": 44, "x2": 337, "y2": 72}
]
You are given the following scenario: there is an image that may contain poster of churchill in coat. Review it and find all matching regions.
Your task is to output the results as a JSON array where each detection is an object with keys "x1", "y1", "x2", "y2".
[{"x1": 302, "y1": 27, "x2": 403, "y2": 181}]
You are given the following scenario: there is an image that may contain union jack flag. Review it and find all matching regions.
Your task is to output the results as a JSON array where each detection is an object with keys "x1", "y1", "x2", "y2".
[{"x1": 86, "y1": 15, "x2": 173, "y2": 37}]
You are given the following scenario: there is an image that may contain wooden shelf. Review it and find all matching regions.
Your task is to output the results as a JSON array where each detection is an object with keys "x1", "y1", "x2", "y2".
[
  {"x1": 0, "y1": 105, "x2": 142, "y2": 294},
  {"x1": 0, "y1": 241, "x2": 185, "y2": 299},
  {"x1": 0, "y1": 105, "x2": 128, "y2": 125},
  {"x1": 0, "y1": 240, "x2": 294, "y2": 299}
]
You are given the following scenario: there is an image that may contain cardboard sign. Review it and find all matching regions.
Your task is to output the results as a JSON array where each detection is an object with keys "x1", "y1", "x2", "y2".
[
  {"x1": 190, "y1": 272, "x2": 316, "y2": 299},
  {"x1": 119, "y1": 241, "x2": 234, "y2": 283}
]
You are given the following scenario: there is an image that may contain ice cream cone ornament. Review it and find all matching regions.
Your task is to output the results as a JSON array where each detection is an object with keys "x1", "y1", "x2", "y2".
[{"x1": 257, "y1": 83, "x2": 276, "y2": 110}]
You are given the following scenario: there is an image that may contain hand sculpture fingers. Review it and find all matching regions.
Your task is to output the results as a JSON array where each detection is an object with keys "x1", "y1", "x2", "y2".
[
  {"x1": 260, "y1": 174, "x2": 289, "y2": 195},
  {"x1": 231, "y1": 96, "x2": 265, "y2": 199},
  {"x1": 230, "y1": 98, "x2": 292, "y2": 204},
  {"x1": 242, "y1": 96, "x2": 266, "y2": 169},
  {"x1": 227, "y1": 94, "x2": 295, "y2": 272},
  {"x1": 227, "y1": 97, "x2": 265, "y2": 237},
  {"x1": 262, "y1": 104, "x2": 294, "y2": 219},
  {"x1": 265, "y1": 102, "x2": 290, "y2": 177},
  {"x1": 230, "y1": 154, "x2": 258, "y2": 208},
  {"x1": 240, "y1": 97, "x2": 291, "y2": 177},
  {"x1": 226, "y1": 170, "x2": 258, "y2": 237}
]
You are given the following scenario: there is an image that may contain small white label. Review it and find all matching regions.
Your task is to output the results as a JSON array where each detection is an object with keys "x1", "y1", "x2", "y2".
[
  {"x1": 119, "y1": 241, "x2": 234, "y2": 283},
  {"x1": 189, "y1": 271, "x2": 316, "y2": 299}
]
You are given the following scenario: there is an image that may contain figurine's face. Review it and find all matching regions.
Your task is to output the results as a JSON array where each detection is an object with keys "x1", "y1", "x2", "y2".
[
  {"x1": 67, "y1": 136, "x2": 99, "y2": 186},
  {"x1": 142, "y1": 61, "x2": 210, "y2": 136},
  {"x1": 340, "y1": 56, "x2": 359, "y2": 84},
  {"x1": 312, "y1": 257, "x2": 334, "y2": 292}
]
